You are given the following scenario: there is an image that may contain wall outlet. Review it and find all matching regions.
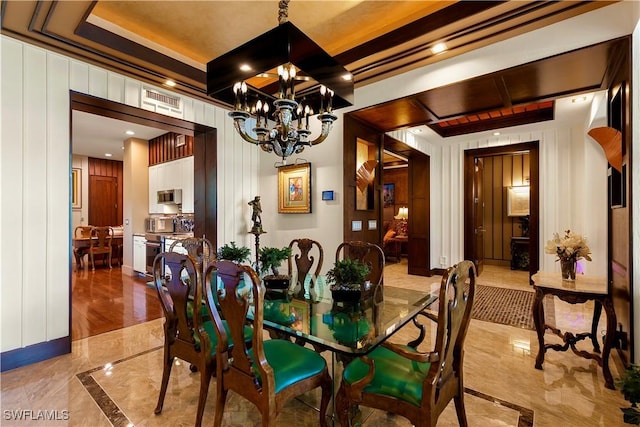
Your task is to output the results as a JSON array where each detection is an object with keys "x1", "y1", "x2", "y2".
[{"x1": 440, "y1": 256, "x2": 447, "y2": 266}]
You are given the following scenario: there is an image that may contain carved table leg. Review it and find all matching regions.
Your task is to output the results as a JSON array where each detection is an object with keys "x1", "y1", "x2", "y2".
[
  {"x1": 601, "y1": 297, "x2": 616, "y2": 390},
  {"x1": 533, "y1": 287, "x2": 546, "y2": 370},
  {"x1": 591, "y1": 300, "x2": 602, "y2": 353}
]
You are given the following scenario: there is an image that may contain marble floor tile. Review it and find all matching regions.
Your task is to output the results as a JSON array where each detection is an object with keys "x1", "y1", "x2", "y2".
[{"x1": 0, "y1": 264, "x2": 628, "y2": 426}]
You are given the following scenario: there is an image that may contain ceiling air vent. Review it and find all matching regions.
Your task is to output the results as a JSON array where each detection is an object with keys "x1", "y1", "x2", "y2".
[{"x1": 141, "y1": 87, "x2": 183, "y2": 118}]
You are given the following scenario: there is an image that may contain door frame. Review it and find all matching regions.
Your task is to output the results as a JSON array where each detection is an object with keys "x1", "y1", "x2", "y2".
[{"x1": 463, "y1": 141, "x2": 540, "y2": 279}]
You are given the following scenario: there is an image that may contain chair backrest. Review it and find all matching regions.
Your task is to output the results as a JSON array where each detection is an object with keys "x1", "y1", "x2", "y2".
[
  {"x1": 169, "y1": 237, "x2": 215, "y2": 269},
  {"x1": 154, "y1": 251, "x2": 211, "y2": 360},
  {"x1": 335, "y1": 241, "x2": 385, "y2": 286},
  {"x1": 74, "y1": 226, "x2": 93, "y2": 238},
  {"x1": 90, "y1": 226, "x2": 113, "y2": 249},
  {"x1": 204, "y1": 261, "x2": 275, "y2": 398},
  {"x1": 426, "y1": 260, "x2": 476, "y2": 409},
  {"x1": 287, "y1": 238, "x2": 323, "y2": 288}
]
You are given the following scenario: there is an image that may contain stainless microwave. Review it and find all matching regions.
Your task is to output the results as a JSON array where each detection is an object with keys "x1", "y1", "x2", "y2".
[
  {"x1": 157, "y1": 189, "x2": 182, "y2": 204},
  {"x1": 145, "y1": 217, "x2": 175, "y2": 233}
]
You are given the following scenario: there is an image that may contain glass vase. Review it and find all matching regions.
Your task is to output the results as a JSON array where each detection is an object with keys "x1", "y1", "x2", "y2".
[{"x1": 560, "y1": 258, "x2": 576, "y2": 281}]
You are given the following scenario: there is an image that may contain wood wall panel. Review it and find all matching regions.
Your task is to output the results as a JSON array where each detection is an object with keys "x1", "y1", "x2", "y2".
[
  {"x1": 482, "y1": 152, "x2": 530, "y2": 264},
  {"x1": 382, "y1": 167, "x2": 408, "y2": 222},
  {"x1": 148, "y1": 132, "x2": 194, "y2": 165}
]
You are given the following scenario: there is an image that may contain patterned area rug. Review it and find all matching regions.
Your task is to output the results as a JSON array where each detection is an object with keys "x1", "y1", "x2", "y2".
[{"x1": 471, "y1": 285, "x2": 553, "y2": 330}]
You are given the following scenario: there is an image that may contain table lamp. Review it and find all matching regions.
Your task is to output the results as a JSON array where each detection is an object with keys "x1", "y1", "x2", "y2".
[{"x1": 394, "y1": 207, "x2": 408, "y2": 236}]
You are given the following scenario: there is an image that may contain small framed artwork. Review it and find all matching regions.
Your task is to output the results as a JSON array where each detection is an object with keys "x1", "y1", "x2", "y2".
[
  {"x1": 289, "y1": 299, "x2": 310, "y2": 334},
  {"x1": 278, "y1": 162, "x2": 311, "y2": 213},
  {"x1": 507, "y1": 186, "x2": 530, "y2": 216},
  {"x1": 368, "y1": 220, "x2": 377, "y2": 230},
  {"x1": 72, "y1": 168, "x2": 82, "y2": 209},
  {"x1": 322, "y1": 190, "x2": 334, "y2": 201},
  {"x1": 383, "y1": 183, "x2": 395, "y2": 207},
  {"x1": 351, "y1": 220, "x2": 362, "y2": 231}
]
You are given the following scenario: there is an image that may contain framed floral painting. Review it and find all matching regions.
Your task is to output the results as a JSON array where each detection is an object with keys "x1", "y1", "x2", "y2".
[
  {"x1": 507, "y1": 185, "x2": 530, "y2": 216},
  {"x1": 278, "y1": 162, "x2": 311, "y2": 213}
]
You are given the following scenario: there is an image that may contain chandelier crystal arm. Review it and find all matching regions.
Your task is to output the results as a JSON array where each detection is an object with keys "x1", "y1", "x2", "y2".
[
  {"x1": 229, "y1": 111, "x2": 261, "y2": 145},
  {"x1": 308, "y1": 112, "x2": 337, "y2": 146}
]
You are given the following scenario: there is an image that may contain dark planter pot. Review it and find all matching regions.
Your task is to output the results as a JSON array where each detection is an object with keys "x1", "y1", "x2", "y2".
[
  {"x1": 331, "y1": 286, "x2": 362, "y2": 303},
  {"x1": 263, "y1": 275, "x2": 290, "y2": 289},
  {"x1": 621, "y1": 407, "x2": 640, "y2": 424}
]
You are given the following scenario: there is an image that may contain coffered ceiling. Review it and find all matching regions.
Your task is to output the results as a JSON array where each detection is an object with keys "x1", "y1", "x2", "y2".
[{"x1": 1, "y1": 1, "x2": 621, "y2": 136}]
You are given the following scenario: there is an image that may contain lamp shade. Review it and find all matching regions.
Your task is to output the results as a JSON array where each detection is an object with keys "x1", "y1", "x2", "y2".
[{"x1": 394, "y1": 207, "x2": 408, "y2": 220}]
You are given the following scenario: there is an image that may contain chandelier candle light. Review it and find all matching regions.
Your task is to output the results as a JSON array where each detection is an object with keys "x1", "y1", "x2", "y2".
[
  {"x1": 544, "y1": 230, "x2": 592, "y2": 281},
  {"x1": 207, "y1": 0, "x2": 353, "y2": 162}
]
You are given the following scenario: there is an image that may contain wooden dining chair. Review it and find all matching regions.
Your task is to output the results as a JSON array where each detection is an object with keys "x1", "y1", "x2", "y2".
[
  {"x1": 335, "y1": 260, "x2": 477, "y2": 427},
  {"x1": 153, "y1": 252, "x2": 214, "y2": 427},
  {"x1": 73, "y1": 226, "x2": 93, "y2": 270},
  {"x1": 287, "y1": 238, "x2": 323, "y2": 295},
  {"x1": 88, "y1": 226, "x2": 113, "y2": 270},
  {"x1": 204, "y1": 260, "x2": 332, "y2": 427},
  {"x1": 169, "y1": 236, "x2": 216, "y2": 321}
]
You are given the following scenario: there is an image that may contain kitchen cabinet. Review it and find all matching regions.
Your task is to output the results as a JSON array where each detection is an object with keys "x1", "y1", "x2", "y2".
[
  {"x1": 133, "y1": 235, "x2": 147, "y2": 273},
  {"x1": 148, "y1": 157, "x2": 194, "y2": 214}
]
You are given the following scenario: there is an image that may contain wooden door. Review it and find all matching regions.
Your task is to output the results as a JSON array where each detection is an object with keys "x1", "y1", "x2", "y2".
[
  {"x1": 89, "y1": 176, "x2": 118, "y2": 226},
  {"x1": 407, "y1": 154, "x2": 430, "y2": 276},
  {"x1": 473, "y1": 158, "x2": 485, "y2": 275}
]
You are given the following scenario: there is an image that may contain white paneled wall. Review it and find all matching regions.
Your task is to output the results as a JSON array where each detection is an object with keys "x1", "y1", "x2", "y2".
[
  {"x1": 389, "y1": 123, "x2": 608, "y2": 276},
  {"x1": 0, "y1": 35, "x2": 259, "y2": 353}
]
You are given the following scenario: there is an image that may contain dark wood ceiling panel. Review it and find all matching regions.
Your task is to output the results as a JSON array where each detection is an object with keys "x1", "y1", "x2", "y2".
[
  {"x1": 416, "y1": 75, "x2": 505, "y2": 119},
  {"x1": 502, "y1": 41, "x2": 615, "y2": 104},
  {"x1": 428, "y1": 101, "x2": 554, "y2": 137},
  {"x1": 350, "y1": 98, "x2": 433, "y2": 131}
]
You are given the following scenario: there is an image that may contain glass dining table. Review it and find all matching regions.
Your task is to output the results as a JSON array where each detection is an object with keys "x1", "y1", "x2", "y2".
[
  {"x1": 259, "y1": 275, "x2": 438, "y2": 356},
  {"x1": 254, "y1": 274, "x2": 439, "y2": 425}
]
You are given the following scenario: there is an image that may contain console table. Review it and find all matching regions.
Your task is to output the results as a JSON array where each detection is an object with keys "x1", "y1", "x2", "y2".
[{"x1": 531, "y1": 271, "x2": 615, "y2": 389}]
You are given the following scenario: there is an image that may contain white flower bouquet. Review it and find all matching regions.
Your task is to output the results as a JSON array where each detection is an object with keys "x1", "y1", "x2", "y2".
[{"x1": 544, "y1": 230, "x2": 592, "y2": 262}]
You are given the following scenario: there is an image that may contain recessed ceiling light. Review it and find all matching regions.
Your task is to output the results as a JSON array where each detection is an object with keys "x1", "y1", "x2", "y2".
[
  {"x1": 572, "y1": 96, "x2": 588, "y2": 103},
  {"x1": 410, "y1": 128, "x2": 423, "y2": 134},
  {"x1": 121, "y1": 146, "x2": 125, "y2": 150},
  {"x1": 125, "y1": 130, "x2": 135, "y2": 136},
  {"x1": 342, "y1": 73, "x2": 353, "y2": 81},
  {"x1": 239, "y1": 64, "x2": 252, "y2": 72},
  {"x1": 431, "y1": 43, "x2": 447, "y2": 54},
  {"x1": 165, "y1": 80, "x2": 176, "y2": 87},
  {"x1": 493, "y1": 131, "x2": 501, "y2": 136},
  {"x1": 105, "y1": 153, "x2": 112, "y2": 157}
]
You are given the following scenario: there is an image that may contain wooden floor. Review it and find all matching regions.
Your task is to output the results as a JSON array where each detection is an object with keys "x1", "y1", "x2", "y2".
[{"x1": 71, "y1": 264, "x2": 163, "y2": 340}]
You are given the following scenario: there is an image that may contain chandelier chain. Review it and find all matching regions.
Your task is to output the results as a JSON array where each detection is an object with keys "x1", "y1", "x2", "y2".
[{"x1": 278, "y1": 0, "x2": 290, "y2": 25}]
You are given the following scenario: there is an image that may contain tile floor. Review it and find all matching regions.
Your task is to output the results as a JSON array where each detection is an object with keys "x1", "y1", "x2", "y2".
[{"x1": 0, "y1": 263, "x2": 628, "y2": 426}]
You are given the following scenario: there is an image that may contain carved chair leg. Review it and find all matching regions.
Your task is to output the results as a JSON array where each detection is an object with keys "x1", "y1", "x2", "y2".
[
  {"x1": 335, "y1": 385, "x2": 352, "y2": 427},
  {"x1": 454, "y1": 393, "x2": 468, "y2": 427},
  {"x1": 213, "y1": 386, "x2": 227, "y2": 427},
  {"x1": 154, "y1": 355, "x2": 174, "y2": 415},
  {"x1": 194, "y1": 365, "x2": 211, "y2": 427},
  {"x1": 318, "y1": 371, "x2": 332, "y2": 427}
]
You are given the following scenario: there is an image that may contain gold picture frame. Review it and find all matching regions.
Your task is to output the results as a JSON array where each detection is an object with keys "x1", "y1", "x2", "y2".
[
  {"x1": 278, "y1": 163, "x2": 311, "y2": 213},
  {"x1": 507, "y1": 185, "x2": 530, "y2": 216},
  {"x1": 72, "y1": 168, "x2": 82, "y2": 209}
]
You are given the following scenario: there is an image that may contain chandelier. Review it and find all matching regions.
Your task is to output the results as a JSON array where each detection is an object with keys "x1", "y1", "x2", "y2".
[{"x1": 206, "y1": 0, "x2": 353, "y2": 161}]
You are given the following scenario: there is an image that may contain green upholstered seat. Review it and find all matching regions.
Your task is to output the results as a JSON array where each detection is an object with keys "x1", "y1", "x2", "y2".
[
  {"x1": 342, "y1": 344, "x2": 430, "y2": 407},
  {"x1": 249, "y1": 339, "x2": 328, "y2": 394}
]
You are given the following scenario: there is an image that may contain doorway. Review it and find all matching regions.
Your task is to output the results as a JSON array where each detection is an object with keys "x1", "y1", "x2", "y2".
[
  {"x1": 70, "y1": 91, "x2": 216, "y2": 339},
  {"x1": 463, "y1": 141, "x2": 540, "y2": 281}
]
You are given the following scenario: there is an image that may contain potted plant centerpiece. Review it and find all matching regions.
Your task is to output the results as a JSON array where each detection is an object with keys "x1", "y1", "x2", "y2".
[
  {"x1": 259, "y1": 246, "x2": 292, "y2": 289},
  {"x1": 217, "y1": 241, "x2": 251, "y2": 264},
  {"x1": 617, "y1": 364, "x2": 640, "y2": 424},
  {"x1": 326, "y1": 258, "x2": 371, "y2": 303}
]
